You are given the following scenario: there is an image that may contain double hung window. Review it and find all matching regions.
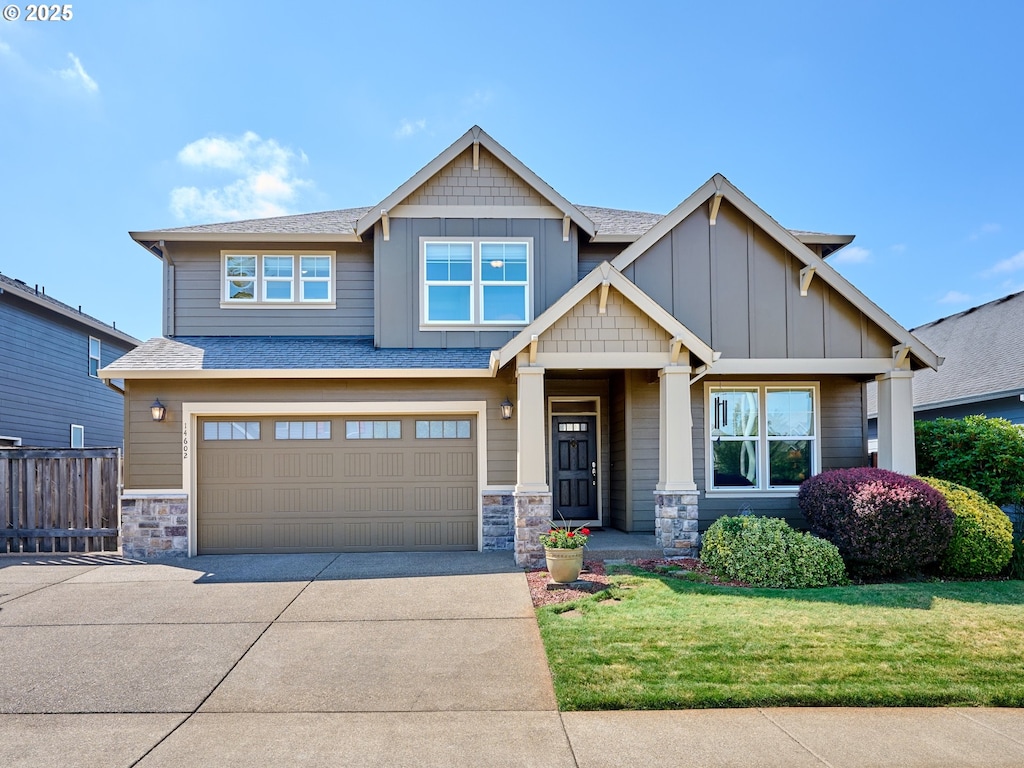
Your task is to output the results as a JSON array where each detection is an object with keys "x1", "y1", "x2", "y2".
[
  {"x1": 88, "y1": 337, "x2": 101, "y2": 377},
  {"x1": 708, "y1": 384, "x2": 817, "y2": 491},
  {"x1": 422, "y1": 239, "x2": 530, "y2": 325},
  {"x1": 223, "y1": 252, "x2": 334, "y2": 306}
]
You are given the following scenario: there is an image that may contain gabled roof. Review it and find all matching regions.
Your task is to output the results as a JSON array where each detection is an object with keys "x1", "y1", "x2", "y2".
[
  {"x1": 0, "y1": 272, "x2": 140, "y2": 347},
  {"x1": 101, "y1": 336, "x2": 493, "y2": 380},
  {"x1": 354, "y1": 126, "x2": 596, "y2": 239},
  {"x1": 611, "y1": 174, "x2": 941, "y2": 372},
  {"x1": 867, "y1": 291, "x2": 1024, "y2": 416},
  {"x1": 496, "y1": 262, "x2": 717, "y2": 369}
]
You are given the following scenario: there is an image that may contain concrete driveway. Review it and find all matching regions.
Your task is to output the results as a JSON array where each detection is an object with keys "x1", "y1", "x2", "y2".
[{"x1": 0, "y1": 551, "x2": 573, "y2": 768}]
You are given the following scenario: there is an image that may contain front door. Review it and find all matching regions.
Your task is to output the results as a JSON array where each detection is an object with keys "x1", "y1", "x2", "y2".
[{"x1": 551, "y1": 415, "x2": 598, "y2": 523}]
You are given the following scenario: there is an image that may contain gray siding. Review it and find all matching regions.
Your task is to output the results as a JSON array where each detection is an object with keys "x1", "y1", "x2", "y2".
[
  {"x1": 169, "y1": 241, "x2": 374, "y2": 337},
  {"x1": 609, "y1": 372, "x2": 627, "y2": 529},
  {"x1": 0, "y1": 293, "x2": 133, "y2": 447},
  {"x1": 375, "y1": 217, "x2": 576, "y2": 349},
  {"x1": 578, "y1": 242, "x2": 627, "y2": 282},
  {"x1": 612, "y1": 369, "x2": 659, "y2": 533},
  {"x1": 622, "y1": 200, "x2": 901, "y2": 358}
]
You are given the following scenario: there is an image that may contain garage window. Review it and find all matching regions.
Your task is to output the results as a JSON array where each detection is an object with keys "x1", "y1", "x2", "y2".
[
  {"x1": 203, "y1": 421, "x2": 261, "y2": 441},
  {"x1": 346, "y1": 420, "x2": 401, "y2": 439},
  {"x1": 275, "y1": 421, "x2": 331, "y2": 440},
  {"x1": 415, "y1": 419, "x2": 471, "y2": 439}
]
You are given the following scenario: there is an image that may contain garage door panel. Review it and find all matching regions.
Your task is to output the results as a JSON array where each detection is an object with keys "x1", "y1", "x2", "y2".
[{"x1": 197, "y1": 414, "x2": 478, "y2": 554}]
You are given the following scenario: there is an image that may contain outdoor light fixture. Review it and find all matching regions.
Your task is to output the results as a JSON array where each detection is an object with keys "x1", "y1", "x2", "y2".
[
  {"x1": 150, "y1": 399, "x2": 166, "y2": 422},
  {"x1": 500, "y1": 398, "x2": 514, "y2": 420}
]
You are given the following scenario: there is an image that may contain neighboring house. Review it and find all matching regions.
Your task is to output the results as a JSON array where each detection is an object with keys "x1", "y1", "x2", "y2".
[
  {"x1": 867, "y1": 291, "x2": 1024, "y2": 451},
  {"x1": 0, "y1": 272, "x2": 139, "y2": 448},
  {"x1": 103, "y1": 126, "x2": 939, "y2": 564}
]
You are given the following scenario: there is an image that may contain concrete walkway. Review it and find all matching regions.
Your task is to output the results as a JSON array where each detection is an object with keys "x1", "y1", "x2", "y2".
[{"x1": 1, "y1": 552, "x2": 1023, "y2": 767}]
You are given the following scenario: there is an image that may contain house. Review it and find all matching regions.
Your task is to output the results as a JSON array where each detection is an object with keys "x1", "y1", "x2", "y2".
[
  {"x1": 866, "y1": 290, "x2": 1024, "y2": 452},
  {"x1": 103, "y1": 126, "x2": 939, "y2": 564},
  {"x1": 0, "y1": 272, "x2": 139, "y2": 448}
]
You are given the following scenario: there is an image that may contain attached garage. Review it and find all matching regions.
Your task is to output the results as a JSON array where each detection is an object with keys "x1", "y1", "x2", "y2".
[{"x1": 195, "y1": 413, "x2": 479, "y2": 554}]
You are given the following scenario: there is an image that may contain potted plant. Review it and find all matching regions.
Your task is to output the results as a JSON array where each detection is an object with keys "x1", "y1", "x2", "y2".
[{"x1": 539, "y1": 522, "x2": 591, "y2": 583}]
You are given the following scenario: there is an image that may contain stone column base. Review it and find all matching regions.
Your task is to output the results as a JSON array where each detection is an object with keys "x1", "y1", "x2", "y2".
[
  {"x1": 482, "y1": 491, "x2": 514, "y2": 551},
  {"x1": 654, "y1": 490, "x2": 700, "y2": 557},
  {"x1": 513, "y1": 491, "x2": 552, "y2": 568},
  {"x1": 120, "y1": 492, "x2": 189, "y2": 559}
]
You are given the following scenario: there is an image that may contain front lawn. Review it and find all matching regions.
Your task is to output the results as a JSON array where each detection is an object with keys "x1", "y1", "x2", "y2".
[{"x1": 535, "y1": 567, "x2": 1024, "y2": 710}]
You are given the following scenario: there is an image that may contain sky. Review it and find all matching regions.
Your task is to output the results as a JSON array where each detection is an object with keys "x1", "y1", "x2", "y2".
[{"x1": 1, "y1": 1, "x2": 1022, "y2": 343}]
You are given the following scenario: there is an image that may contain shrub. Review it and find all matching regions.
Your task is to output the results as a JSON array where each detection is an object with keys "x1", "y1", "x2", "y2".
[
  {"x1": 917, "y1": 476, "x2": 1014, "y2": 577},
  {"x1": 700, "y1": 515, "x2": 847, "y2": 589},
  {"x1": 798, "y1": 468, "x2": 953, "y2": 578},
  {"x1": 1007, "y1": 539, "x2": 1024, "y2": 580},
  {"x1": 916, "y1": 415, "x2": 1024, "y2": 508}
]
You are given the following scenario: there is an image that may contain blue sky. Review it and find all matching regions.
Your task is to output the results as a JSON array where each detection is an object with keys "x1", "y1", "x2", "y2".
[{"x1": 1, "y1": 1, "x2": 1022, "y2": 342}]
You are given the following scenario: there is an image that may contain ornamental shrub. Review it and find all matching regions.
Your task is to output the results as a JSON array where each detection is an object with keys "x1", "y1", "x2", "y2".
[
  {"x1": 917, "y1": 476, "x2": 1014, "y2": 577},
  {"x1": 700, "y1": 515, "x2": 847, "y2": 589},
  {"x1": 916, "y1": 415, "x2": 1024, "y2": 508},
  {"x1": 798, "y1": 468, "x2": 953, "y2": 578}
]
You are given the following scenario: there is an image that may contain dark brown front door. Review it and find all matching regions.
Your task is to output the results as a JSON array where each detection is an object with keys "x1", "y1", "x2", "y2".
[{"x1": 551, "y1": 415, "x2": 598, "y2": 522}]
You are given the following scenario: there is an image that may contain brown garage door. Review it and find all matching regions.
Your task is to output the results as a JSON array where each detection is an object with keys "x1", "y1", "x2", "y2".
[{"x1": 196, "y1": 415, "x2": 478, "y2": 554}]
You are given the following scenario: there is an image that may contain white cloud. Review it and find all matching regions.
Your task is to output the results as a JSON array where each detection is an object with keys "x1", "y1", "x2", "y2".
[
  {"x1": 968, "y1": 222, "x2": 1001, "y2": 241},
  {"x1": 170, "y1": 132, "x2": 311, "y2": 222},
  {"x1": 889, "y1": 243, "x2": 907, "y2": 253},
  {"x1": 982, "y1": 250, "x2": 1024, "y2": 278},
  {"x1": 938, "y1": 290, "x2": 973, "y2": 305},
  {"x1": 394, "y1": 119, "x2": 426, "y2": 139},
  {"x1": 830, "y1": 245, "x2": 871, "y2": 265},
  {"x1": 57, "y1": 52, "x2": 98, "y2": 93}
]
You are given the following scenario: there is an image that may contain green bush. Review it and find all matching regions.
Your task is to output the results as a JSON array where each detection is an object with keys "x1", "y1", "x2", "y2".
[
  {"x1": 700, "y1": 515, "x2": 847, "y2": 589},
  {"x1": 918, "y1": 477, "x2": 1014, "y2": 577},
  {"x1": 916, "y1": 416, "x2": 1024, "y2": 508}
]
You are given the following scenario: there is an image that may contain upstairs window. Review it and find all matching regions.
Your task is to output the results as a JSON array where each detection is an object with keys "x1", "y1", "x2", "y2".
[
  {"x1": 422, "y1": 239, "x2": 531, "y2": 326},
  {"x1": 223, "y1": 252, "x2": 334, "y2": 306},
  {"x1": 88, "y1": 337, "x2": 101, "y2": 377}
]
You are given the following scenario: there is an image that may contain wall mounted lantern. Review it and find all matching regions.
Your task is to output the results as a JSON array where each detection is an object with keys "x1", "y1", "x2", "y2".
[
  {"x1": 500, "y1": 398, "x2": 514, "y2": 420},
  {"x1": 150, "y1": 399, "x2": 167, "y2": 422}
]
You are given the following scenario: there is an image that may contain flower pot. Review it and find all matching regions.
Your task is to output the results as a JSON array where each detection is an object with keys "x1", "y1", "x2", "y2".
[{"x1": 545, "y1": 546, "x2": 584, "y2": 583}]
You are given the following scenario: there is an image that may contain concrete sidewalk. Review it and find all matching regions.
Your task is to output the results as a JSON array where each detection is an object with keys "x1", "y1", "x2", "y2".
[{"x1": 1, "y1": 552, "x2": 1023, "y2": 767}]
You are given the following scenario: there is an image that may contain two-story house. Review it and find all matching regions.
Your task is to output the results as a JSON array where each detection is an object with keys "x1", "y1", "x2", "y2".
[
  {"x1": 104, "y1": 126, "x2": 939, "y2": 564},
  {"x1": 0, "y1": 272, "x2": 139, "y2": 448}
]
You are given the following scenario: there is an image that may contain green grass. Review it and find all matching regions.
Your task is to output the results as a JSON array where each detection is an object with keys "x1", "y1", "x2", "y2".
[{"x1": 535, "y1": 568, "x2": 1024, "y2": 710}]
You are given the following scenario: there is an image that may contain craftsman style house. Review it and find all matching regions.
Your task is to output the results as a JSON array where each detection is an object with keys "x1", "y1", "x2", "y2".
[{"x1": 104, "y1": 127, "x2": 938, "y2": 564}]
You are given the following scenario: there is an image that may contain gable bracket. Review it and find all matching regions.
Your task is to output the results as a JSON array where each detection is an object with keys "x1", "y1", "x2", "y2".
[
  {"x1": 709, "y1": 192, "x2": 724, "y2": 225},
  {"x1": 473, "y1": 140, "x2": 480, "y2": 171},
  {"x1": 563, "y1": 214, "x2": 571, "y2": 242},
  {"x1": 529, "y1": 334, "x2": 539, "y2": 364},
  {"x1": 892, "y1": 343, "x2": 911, "y2": 369},
  {"x1": 669, "y1": 337, "x2": 683, "y2": 364},
  {"x1": 598, "y1": 280, "x2": 610, "y2": 314},
  {"x1": 381, "y1": 210, "x2": 390, "y2": 241},
  {"x1": 799, "y1": 265, "x2": 816, "y2": 297}
]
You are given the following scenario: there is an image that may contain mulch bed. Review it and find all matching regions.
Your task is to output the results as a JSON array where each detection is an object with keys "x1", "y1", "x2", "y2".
[{"x1": 527, "y1": 558, "x2": 748, "y2": 607}]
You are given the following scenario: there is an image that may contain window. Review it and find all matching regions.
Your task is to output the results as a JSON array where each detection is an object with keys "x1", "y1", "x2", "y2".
[
  {"x1": 708, "y1": 384, "x2": 817, "y2": 491},
  {"x1": 415, "y1": 419, "x2": 471, "y2": 439},
  {"x1": 275, "y1": 421, "x2": 331, "y2": 440},
  {"x1": 70, "y1": 424, "x2": 84, "y2": 448},
  {"x1": 88, "y1": 337, "x2": 101, "y2": 377},
  {"x1": 422, "y1": 239, "x2": 530, "y2": 325},
  {"x1": 203, "y1": 421, "x2": 261, "y2": 441},
  {"x1": 346, "y1": 420, "x2": 401, "y2": 439},
  {"x1": 223, "y1": 252, "x2": 333, "y2": 306}
]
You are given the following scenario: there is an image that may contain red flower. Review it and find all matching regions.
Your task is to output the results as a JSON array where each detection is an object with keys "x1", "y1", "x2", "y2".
[
  {"x1": 567, "y1": 531, "x2": 575, "y2": 537},
  {"x1": 581, "y1": 528, "x2": 591, "y2": 535}
]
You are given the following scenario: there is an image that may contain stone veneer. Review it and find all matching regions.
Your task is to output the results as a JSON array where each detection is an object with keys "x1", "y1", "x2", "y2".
[
  {"x1": 481, "y1": 492, "x2": 514, "y2": 551},
  {"x1": 654, "y1": 490, "x2": 701, "y2": 557},
  {"x1": 120, "y1": 492, "x2": 189, "y2": 558},
  {"x1": 513, "y1": 491, "x2": 553, "y2": 567}
]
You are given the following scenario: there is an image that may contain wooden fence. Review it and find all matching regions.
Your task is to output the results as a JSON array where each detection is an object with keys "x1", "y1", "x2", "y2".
[{"x1": 0, "y1": 447, "x2": 120, "y2": 554}]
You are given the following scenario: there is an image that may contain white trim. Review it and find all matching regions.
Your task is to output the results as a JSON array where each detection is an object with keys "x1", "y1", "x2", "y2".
[
  {"x1": 389, "y1": 204, "x2": 564, "y2": 219},
  {"x1": 0, "y1": 434, "x2": 22, "y2": 447},
  {"x1": 547, "y1": 396, "x2": 603, "y2": 527},
  {"x1": 704, "y1": 381, "x2": 821, "y2": 494},
  {"x1": 221, "y1": 250, "x2": 336, "y2": 307},
  {"x1": 100, "y1": 367, "x2": 494, "y2": 380},
  {"x1": 707, "y1": 358, "x2": 897, "y2": 375},
  {"x1": 122, "y1": 489, "x2": 188, "y2": 497},
  {"x1": 88, "y1": 336, "x2": 101, "y2": 378},
  {"x1": 181, "y1": 400, "x2": 488, "y2": 557},
  {"x1": 70, "y1": 424, "x2": 85, "y2": 449}
]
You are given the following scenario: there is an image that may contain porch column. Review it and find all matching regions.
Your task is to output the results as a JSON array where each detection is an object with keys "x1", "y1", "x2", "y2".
[
  {"x1": 654, "y1": 365, "x2": 701, "y2": 557},
  {"x1": 875, "y1": 369, "x2": 916, "y2": 475},
  {"x1": 514, "y1": 366, "x2": 551, "y2": 567},
  {"x1": 657, "y1": 366, "x2": 695, "y2": 492}
]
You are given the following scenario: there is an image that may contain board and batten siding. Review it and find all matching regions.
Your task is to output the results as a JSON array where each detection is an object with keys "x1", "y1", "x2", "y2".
[
  {"x1": 620, "y1": 199, "x2": 896, "y2": 360},
  {"x1": 123, "y1": 373, "x2": 517, "y2": 490},
  {"x1": 608, "y1": 370, "x2": 660, "y2": 533},
  {"x1": 166, "y1": 241, "x2": 374, "y2": 337},
  {"x1": 0, "y1": 293, "x2": 133, "y2": 447},
  {"x1": 375, "y1": 216, "x2": 577, "y2": 349}
]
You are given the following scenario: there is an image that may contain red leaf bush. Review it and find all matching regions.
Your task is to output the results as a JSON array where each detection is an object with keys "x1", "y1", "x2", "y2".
[{"x1": 798, "y1": 468, "x2": 954, "y2": 578}]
